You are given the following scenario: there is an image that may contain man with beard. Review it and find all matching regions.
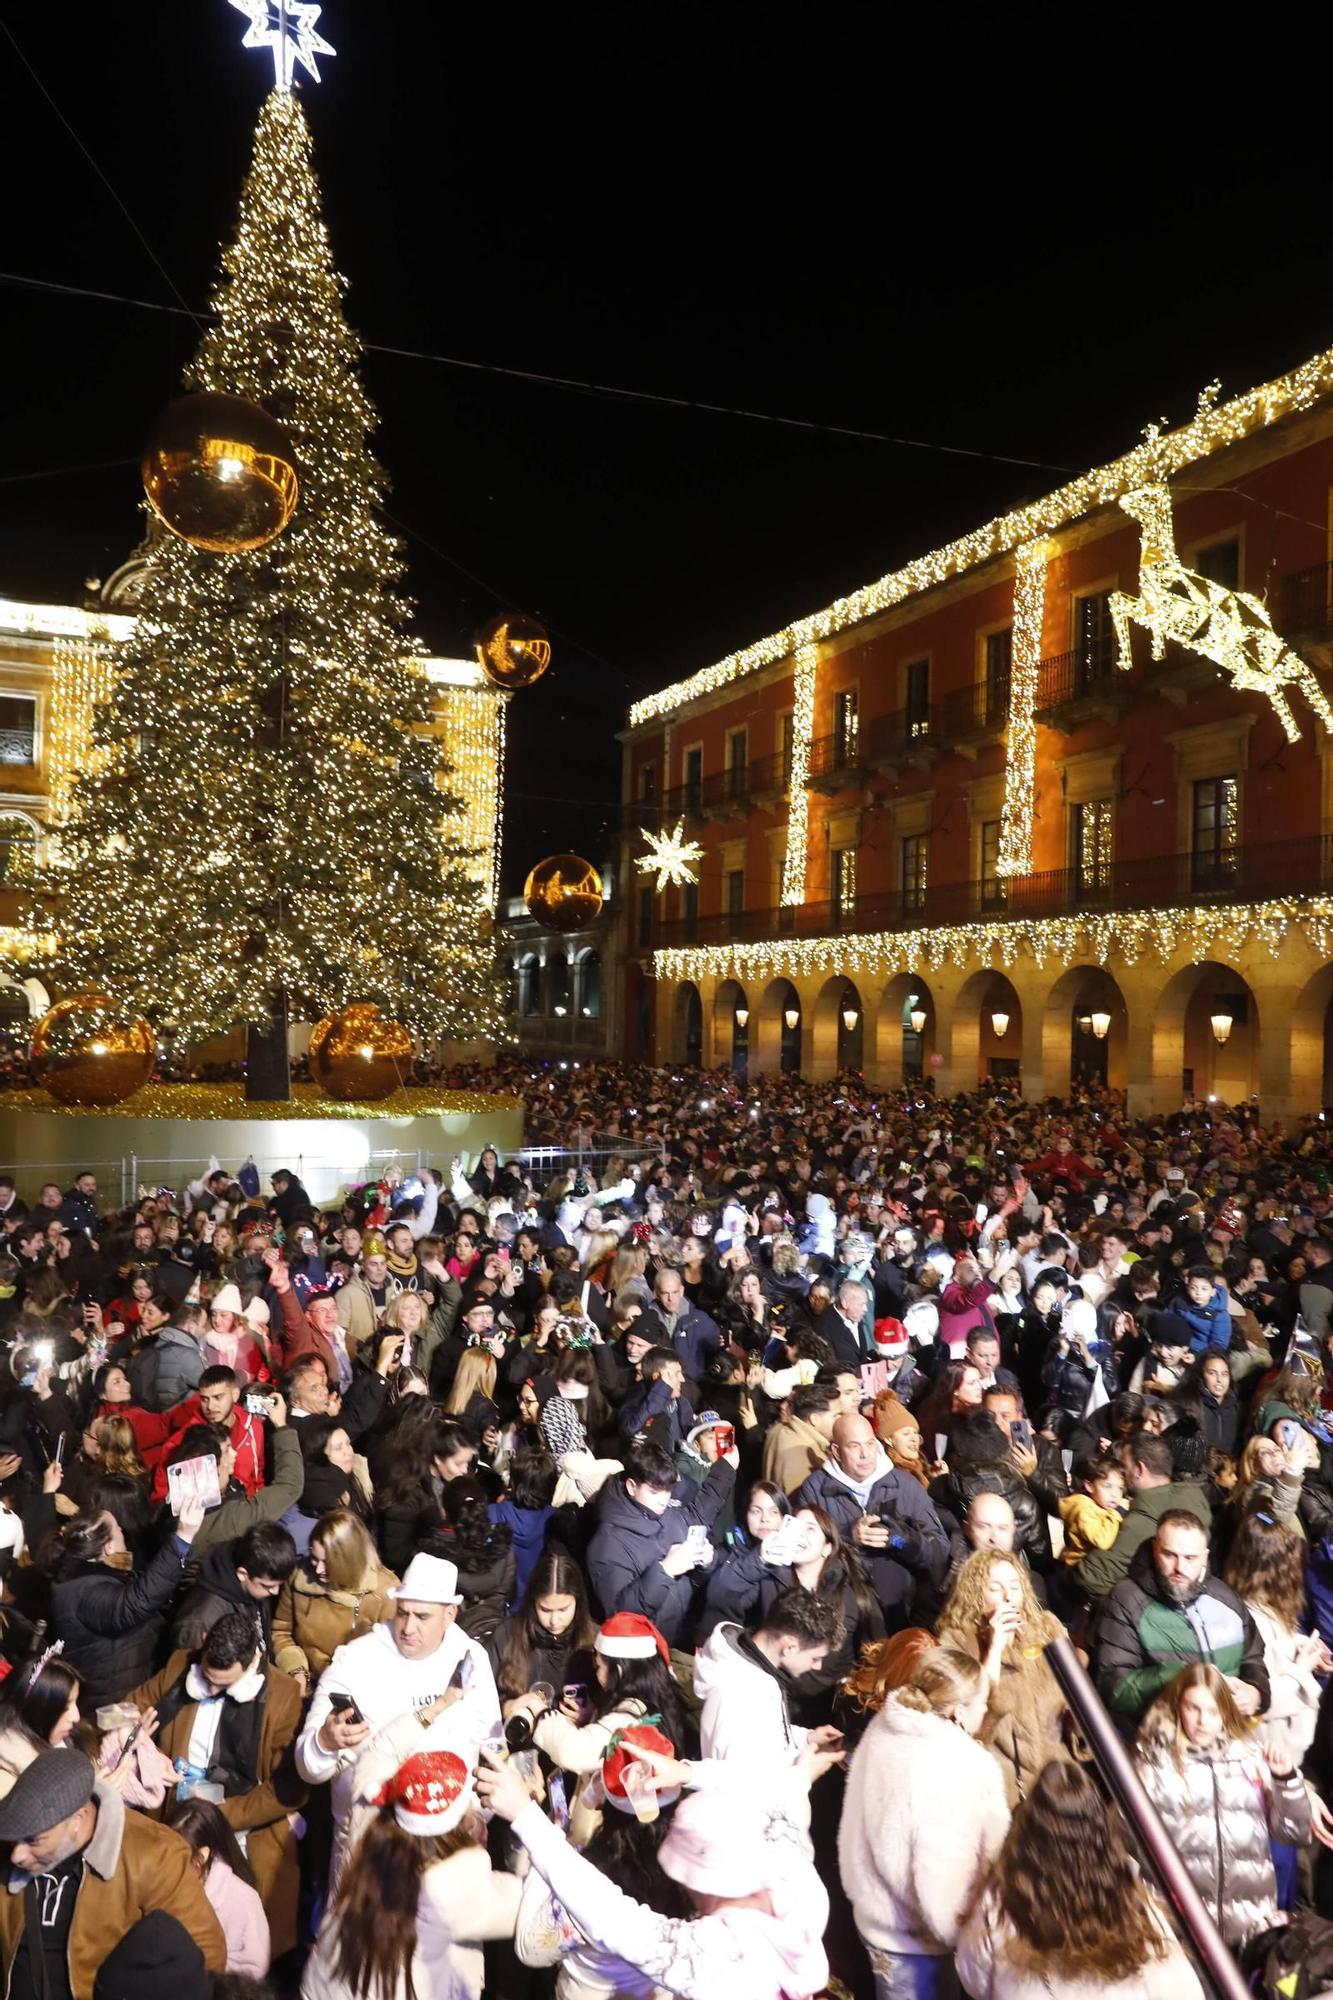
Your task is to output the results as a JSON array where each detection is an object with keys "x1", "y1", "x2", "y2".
[{"x1": 1093, "y1": 1511, "x2": 1268, "y2": 1725}]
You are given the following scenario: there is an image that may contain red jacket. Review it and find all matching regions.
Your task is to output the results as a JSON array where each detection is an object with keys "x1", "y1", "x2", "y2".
[
  {"x1": 149, "y1": 1400, "x2": 266, "y2": 1504},
  {"x1": 1025, "y1": 1148, "x2": 1091, "y2": 1187},
  {"x1": 272, "y1": 1285, "x2": 338, "y2": 1382},
  {"x1": 97, "y1": 1401, "x2": 174, "y2": 1471}
]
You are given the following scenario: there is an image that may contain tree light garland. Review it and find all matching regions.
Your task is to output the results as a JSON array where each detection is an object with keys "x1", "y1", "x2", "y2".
[
  {"x1": 997, "y1": 540, "x2": 1048, "y2": 878},
  {"x1": 780, "y1": 643, "x2": 818, "y2": 906},
  {"x1": 26, "y1": 90, "x2": 499, "y2": 1047}
]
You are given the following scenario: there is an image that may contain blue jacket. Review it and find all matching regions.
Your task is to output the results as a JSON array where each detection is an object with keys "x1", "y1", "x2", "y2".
[
  {"x1": 794, "y1": 1457, "x2": 949, "y2": 1617},
  {"x1": 488, "y1": 1499, "x2": 554, "y2": 1607},
  {"x1": 638, "y1": 1303, "x2": 722, "y2": 1383},
  {"x1": 698, "y1": 1539, "x2": 768, "y2": 1639},
  {"x1": 618, "y1": 1377, "x2": 687, "y2": 1453},
  {"x1": 1174, "y1": 1283, "x2": 1233, "y2": 1354},
  {"x1": 587, "y1": 1462, "x2": 736, "y2": 1646}
]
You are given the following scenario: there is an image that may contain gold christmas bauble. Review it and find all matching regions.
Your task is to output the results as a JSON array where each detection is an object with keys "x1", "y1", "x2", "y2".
[
  {"x1": 476, "y1": 611, "x2": 551, "y2": 691},
  {"x1": 32, "y1": 993, "x2": 157, "y2": 1107},
  {"x1": 524, "y1": 854, "x2": 603, "y2": 932},
  {"x1": 309, "y1": 1003, "x2": 413, "y2": 1102},
  {"x1": 142, "y1": 392, "x2": 299, "y2": 553}
]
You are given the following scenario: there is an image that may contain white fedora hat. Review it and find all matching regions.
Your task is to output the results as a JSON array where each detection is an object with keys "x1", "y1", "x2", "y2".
[{"x1": 390, "y1": 1552, "x2": 463, "y2": 1606}]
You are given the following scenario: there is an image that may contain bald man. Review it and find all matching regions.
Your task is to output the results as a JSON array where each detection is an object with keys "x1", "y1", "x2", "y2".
[{"x1": 795, "y1": 1414, "x2": 948, "y2": 1625}]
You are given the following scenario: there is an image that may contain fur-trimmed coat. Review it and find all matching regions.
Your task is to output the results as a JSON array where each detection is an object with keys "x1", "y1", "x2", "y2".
[{"x1": 838, "y1": 1691, "x2": 1010, "y2": 1956}]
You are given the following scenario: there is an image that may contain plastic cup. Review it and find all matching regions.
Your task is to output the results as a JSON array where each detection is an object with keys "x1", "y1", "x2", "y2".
[
  {"x1": 529, "y1": 1681, "x2": 555, "y2": 1711},
  {"x1": 621, "y1": 1758, "x2": 659, "y2": 1824}
]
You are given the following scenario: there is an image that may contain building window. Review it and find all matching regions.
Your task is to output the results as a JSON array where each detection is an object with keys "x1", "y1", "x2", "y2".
[
  {"x1": 518, "y1": 955, "x2": 540, "y2": 1016},
  {"x1": 1074, "y1": 591, "x2": 1116, "y2": 689},
  {"x1": 900, "y1": 833, "x2": 928, "y2": 914},
  {"x1": 637, "y1": 886, "x2": 653, "y2": 949},
  {"x1": 904, "y1": 659, "x2": 930, "y2": 738},
  {"x1": 832, "y1": 846, "x2": 858, "y2": 921},
  {"x1": 1192, "y1": 775, "x2": 1239, "y2": 890},
  {"x1": 980, "y1": 818, "x2": 1006, "y2": 909},
  {"x1": 0, "y1": 698, "x2": 36, "y2": 767},
  {"x1": 683, "y1": 746, "x2": 702, "y2": 809},
  {"x1": 683, "y1": 881, "x2": 700, "y2": 940},
  {"x1": 726, "y1": 729, "x2": 747, "y2": 801},
  {"x1": 1074, "y1": 798, "x2": 1113, "y2": 896},
  {"x1": 1194, "y1": 537, "x2": 1241, "y2": 589},
  {"x1": 725, "y1": 868, "x2": 744, "y2": 917},
  {"x1": 984, "y1": 628, "x2": 1012, "y2": 723},
  {"x1": 578, "y1": 952, "x2": 602, "y2": 1020},
  {"x1": 639, "y1": 762, "x2": 657, "y2": 802},
  {"x1": 835, "y1": 688, "x2": 860, "y2": 765},
  {"x1": 779, "y1": 711, "x2": 795, "y2": 786}
]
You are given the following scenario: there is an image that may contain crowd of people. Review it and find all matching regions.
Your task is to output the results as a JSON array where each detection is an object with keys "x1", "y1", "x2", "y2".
[{"x1": 2, "y1": 1062, "x2": 1333, "y2": 1997}]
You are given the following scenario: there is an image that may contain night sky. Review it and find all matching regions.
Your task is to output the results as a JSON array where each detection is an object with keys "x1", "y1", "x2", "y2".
[{"x1": 3, "y1": 6, "x2": 1332, "y2": 894}]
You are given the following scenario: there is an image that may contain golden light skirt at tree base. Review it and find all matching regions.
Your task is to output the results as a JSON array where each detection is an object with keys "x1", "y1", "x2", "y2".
[
  {"x1": 475, "y1": 611, "x2": 551, "y2": 691},
  {"x1": 0, "y1": 1083, "x2": 518, "y2": 1121},
  {"x1": 32, "y1": 993, "x2": 157, "y2": 1107},
  {"x1": 524, "y1": 854, "x2": 603, "y2": 931},
  {"x1": 142, "y1": 391, "x2": 300, "y2": 553},
  {"x1": 308, "y1": 1004, "x2": 414, "y2": 1102}
]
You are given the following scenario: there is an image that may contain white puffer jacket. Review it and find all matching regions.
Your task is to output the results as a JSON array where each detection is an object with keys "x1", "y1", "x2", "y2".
[{"x1": 838, "y1": 1690, "x2": 1010, "y2": 1956}]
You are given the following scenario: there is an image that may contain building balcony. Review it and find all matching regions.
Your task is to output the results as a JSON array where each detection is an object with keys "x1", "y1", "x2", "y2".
[
  {"x1": 624, "y1": 752, "x2": 793, "y2": 834},
  {"x1": 653, "y1": 831, "x2": 1333, "y2": 950},
  {"x1": 1034, "y1": 648, "x2": 1133, "y2": 722},
  {"x1": 1278, "y1": 561, "x2": 1333, "y2": 647},
  {"x1": 806, "y1": 732, "x2": 869, "y2": 793}
]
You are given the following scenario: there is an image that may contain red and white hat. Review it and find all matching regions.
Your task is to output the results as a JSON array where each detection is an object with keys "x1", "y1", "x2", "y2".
[
  {"x1": 373, "y1": 1751, "x2": 472, "y2": 1836},
  {"x1": 872, "y1": 1316, "x2": 909, "y2": 1357},
  {"x1": 602, "y1": 1722, "x2": 681, "y2": 1813},
  {"x1": 595, "y1": 1612, "x2": 670, "y2": 1667}
]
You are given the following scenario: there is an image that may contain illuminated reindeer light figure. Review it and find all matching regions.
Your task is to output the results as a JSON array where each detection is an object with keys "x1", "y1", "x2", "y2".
[{"x1": 1109, "y1": 480, "x2": 1333, "y2": 743}]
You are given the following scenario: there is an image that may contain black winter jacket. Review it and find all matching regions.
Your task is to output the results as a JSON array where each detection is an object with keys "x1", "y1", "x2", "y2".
[{"x1": 51, "y1": 1529, "x2": 194, "y2": 1703}]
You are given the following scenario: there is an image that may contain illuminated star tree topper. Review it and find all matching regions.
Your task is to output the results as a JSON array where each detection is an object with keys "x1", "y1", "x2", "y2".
[
  {"x1": 637, "y1": 819, "x2": 703, "y2": 893},
  {"x1": 228, "y1": 0, "x2": 335, "y2": 89}
]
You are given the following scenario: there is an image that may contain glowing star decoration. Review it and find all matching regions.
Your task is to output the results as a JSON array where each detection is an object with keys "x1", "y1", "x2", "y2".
[
  {"x1": 228, "y1": 0, "x2": 335, "y2": 89},
  {"x1": 638, "y1": 820, "x2": 703, "y2": 894},
  {"x1": 1110, "y1": 475, "x2": 1333, "y2": 743}
]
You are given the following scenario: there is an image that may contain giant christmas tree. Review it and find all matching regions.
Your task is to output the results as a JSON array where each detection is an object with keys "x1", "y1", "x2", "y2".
[{"x1": 34, "y1": 89, "x2": 497, "y2": 1097}]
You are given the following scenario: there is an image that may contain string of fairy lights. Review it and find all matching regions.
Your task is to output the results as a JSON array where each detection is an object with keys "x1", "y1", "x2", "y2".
[
  {"x1": 653, "y1": 893, "x2": 1323, "y2": 991},
  {"x1": 996, "y1": 539, "x2": 1049, "y2": 879}
]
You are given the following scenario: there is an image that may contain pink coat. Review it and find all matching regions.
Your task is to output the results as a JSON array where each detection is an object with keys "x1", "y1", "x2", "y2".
[{"x1": 205, "y1": 1857, "x2": 270, "y2": 1977}]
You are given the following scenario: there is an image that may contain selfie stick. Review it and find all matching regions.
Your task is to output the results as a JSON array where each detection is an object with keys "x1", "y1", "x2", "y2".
[{"x1": 1044, "y1": 1635, "x2": 1250, "y2": 2000}]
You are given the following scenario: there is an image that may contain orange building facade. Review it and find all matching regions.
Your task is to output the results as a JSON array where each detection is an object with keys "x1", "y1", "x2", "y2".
[{"x1": 616, "y1": 350, "x2": 1333, "y2": 1119}]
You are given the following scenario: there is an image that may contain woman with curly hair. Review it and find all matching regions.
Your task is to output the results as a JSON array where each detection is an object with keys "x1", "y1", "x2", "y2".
[
  {"x1": 956, "y1": 1759, "x2": 1202, "y2": 1998},
  {"x1": 935, "y1": 1549, "x2": 1068, "y2": 1808}
]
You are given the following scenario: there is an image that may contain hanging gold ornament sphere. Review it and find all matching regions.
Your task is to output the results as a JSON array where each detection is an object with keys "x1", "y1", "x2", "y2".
[
  {"x1": 524, "y1": 854, "x2": 603, "y2": 932},
  {"x1": 142, "y1": 392, "x2": 299, "y2": 553},
  {"x1": 309, "y1": 1003, "x2": 413, "y2": 1102},
  {"x1": 32, "y1": 994, "x2": 157, "y2": 1107},
  {"x1": 476, "y1": 612, "x2": 551, "y2": 691}
]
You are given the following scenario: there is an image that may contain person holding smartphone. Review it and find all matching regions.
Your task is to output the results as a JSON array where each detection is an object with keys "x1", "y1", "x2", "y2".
[{"x1": 296, "y1": 1552, "x2": 500, "y2": 1884}]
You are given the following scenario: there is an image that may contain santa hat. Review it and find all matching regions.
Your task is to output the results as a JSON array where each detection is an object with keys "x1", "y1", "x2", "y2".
[
  {"x1": 373, "y1": 1751, "x2": 472, "y2": 1836},
  {"x1": 595, "y1": 1613, "x2": 669, "y2": 1667},
  {"x1": 602, "y1": 1723, "x2": 680, "y2": 1813},
  {"x1": 872, "y1": 1316, "x2": 909, "y2": 1357}
]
